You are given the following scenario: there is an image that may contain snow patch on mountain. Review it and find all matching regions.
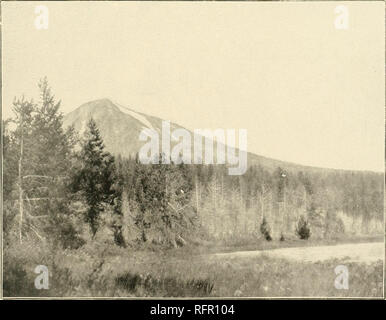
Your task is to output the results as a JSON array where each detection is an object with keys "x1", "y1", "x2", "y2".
[{"x1": 113, "y1": 101, "x2": 154, "y2": 130}]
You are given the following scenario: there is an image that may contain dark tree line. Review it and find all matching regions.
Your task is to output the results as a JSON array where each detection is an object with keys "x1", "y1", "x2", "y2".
[{"x1": 116, "y1": 157, "x2": 383, "y2": 242}]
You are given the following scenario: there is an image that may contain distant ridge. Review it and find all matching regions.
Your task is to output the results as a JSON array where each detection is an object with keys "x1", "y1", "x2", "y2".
[{"x1": 63, "y1": 99, "x2": 379, "y2": 174}]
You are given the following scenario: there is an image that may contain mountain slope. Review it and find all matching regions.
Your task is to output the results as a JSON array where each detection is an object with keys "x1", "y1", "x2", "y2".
[
  {"x1": 64, "y1": 98, "x2": 183, "y2": 159},
  {"x1": 63, "y1": 99, "x2": 365, "y2": 174}
]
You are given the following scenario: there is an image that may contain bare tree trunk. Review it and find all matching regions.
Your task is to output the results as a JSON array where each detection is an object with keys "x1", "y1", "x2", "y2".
[
  {"x1": 261, "y1": 184, "x2": 265, "y2": 220},
  {"x1": 195, "y1": 175, "x2": 199, "y2": 216},
  {"x1": 282, "y1": 186, "x2": 286, "y2": 233},
  {"x1": 304, "y1": 187, "x2": 307, "y2": 213},
  {"x1": 19, "y1": 161, "x2": 23, "y2": 244},
  {"x1": 213, "y1": 176, "x2": 217, "y2": 213},
  {"x1": 221, "y1": 174, "x2": 224, "y2": 201},
  {"x1": 18, "y1": 115, "x2": 24, "y2": 244}
]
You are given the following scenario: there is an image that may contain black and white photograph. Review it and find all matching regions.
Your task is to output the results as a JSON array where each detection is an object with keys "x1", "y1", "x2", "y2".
[{"x1": 1, "y1": 1, "x2": 384, "y2": 300}]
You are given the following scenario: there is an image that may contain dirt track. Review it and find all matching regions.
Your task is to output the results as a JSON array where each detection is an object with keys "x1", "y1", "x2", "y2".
[{"x1": 213, "y1": 242, "x2": 384, "y2": 264}]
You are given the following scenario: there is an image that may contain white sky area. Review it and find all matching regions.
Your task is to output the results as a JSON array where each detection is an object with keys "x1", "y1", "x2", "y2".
[{"x1": 2, "y1": 2, "x2": 384, "y2": 172}]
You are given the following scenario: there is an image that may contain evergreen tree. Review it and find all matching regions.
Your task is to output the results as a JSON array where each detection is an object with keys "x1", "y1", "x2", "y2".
[
  {"x1": 260, "y1": 217, "x2": 272, "y2": 241},
  {"x1": 3, "y1": 79, "x2": 79, "y2": 247},
  {"x1": 32, "y1": 78, "x2": 75, "y2": 177},
  {"x1": 296, "y1": 215, "x2": 311, "y2": 240},
  {"x1": 131, "y1": 157, "x2": 195, "y2": 247},
  {"x1": 2, "y1": 119, "x2": 21, "y2": 201},
  {"x1": 71, "y1": 118, "x2": 117, "y2": 236}
]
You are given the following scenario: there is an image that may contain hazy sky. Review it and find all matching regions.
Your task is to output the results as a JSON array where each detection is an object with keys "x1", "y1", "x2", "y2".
[{"x1": 2, "y1": 2, "x2": 384, "y2": 172}]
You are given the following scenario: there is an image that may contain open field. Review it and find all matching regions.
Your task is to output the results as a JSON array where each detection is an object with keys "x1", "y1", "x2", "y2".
[
  {"x1": 213, "y1": 242, "x2": 384, "y2": 264},
  {"x1": 197, "y1": 235, "x2": 384, "y2": 255},
  {"x1": 4, "y1": 240, "x2": 383, "y2": 298}
]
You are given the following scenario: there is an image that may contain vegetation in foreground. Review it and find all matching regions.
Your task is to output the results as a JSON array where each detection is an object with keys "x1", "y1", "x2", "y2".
[{"x1": 4, "y1": 240, "x2": 383, "y2": 298}]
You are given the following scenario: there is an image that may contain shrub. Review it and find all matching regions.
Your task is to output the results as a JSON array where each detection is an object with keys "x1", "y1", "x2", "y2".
[
  {"x1": 3, "y1": 242, "x2": 52, "y2": 297},
  {"x1": 3, "y1": 259, "x2": 32, "y2": 296},
  {"x1": 115, "y1": 272, "x2": 214, "y2": 297},
  {"x1": 260, "y1": 218, "x2": 272, "y2": 241},
  {"x1": 296, "y1": 216, "x2": 311, "y2": 240}
]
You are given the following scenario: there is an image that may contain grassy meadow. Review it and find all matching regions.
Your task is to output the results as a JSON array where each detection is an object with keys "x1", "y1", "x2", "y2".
[{"x1": 4, "y1": 237, "x2": 383, "y2": 298}]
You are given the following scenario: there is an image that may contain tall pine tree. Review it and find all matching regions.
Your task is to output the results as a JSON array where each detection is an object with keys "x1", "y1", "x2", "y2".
[
  {"x1": 3, "y1": 79, "x2": 79, "y2": 247},
  {"x1": 71, "y1": 118, "x2": 117, "y2": 236}
]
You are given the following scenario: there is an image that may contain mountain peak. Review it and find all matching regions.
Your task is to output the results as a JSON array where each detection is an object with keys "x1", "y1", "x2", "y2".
[
  {"x1": 77, "y1": 98, "x2": 120, "y2": 113},
  {"x1": 63, "y1": 98, "x2": 162, "y2": 158}
]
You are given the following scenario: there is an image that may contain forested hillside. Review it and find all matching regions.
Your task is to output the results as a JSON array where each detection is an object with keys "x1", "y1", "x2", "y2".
[{"x1": 116, "y1": 156, "x2": 383, "y2": 244}]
